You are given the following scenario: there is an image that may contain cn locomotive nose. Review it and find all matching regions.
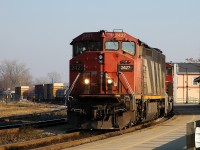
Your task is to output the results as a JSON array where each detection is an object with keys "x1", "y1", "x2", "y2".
[{"x1": 67, "y1": 30, "x2": 173, "y2": 129}]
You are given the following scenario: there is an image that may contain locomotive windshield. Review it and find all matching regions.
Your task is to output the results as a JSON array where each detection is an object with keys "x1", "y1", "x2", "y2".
[
  {"x1": 105, "y1": 41, "x2": 136, "y2": 55},
  {"x1": 105, "y1": 41, "x2": 119, "y2": 50},
  {"x1": 166, "y1": 67, "x2": 172, "y2": 75},
  {"x1": 73, "y1": 41, "x2": 102, "y2": 56},
  {"x1": 122, "y1": 41, "x2": 136, "y2": 55}
]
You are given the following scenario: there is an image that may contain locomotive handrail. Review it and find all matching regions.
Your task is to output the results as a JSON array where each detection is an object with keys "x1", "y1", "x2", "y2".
[
  {"x1": 113, "y1": 29, "x2": 123, "y2": 32},
  {"x1": 119, "y1": 72, "x2": 135, "y2": 102},
  {"x1": 64, "y1": 73, "x2": 81, "y2": 106}
]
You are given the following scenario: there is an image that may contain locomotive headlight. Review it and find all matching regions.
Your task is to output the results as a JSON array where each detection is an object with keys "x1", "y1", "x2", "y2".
[
  {"x1": 107, "y1": 78, "x2": 113, "y2": 94},
  {"x1": 84, "y1": 78, "x2": 90, "y2": 85},
  {"x1": 107, "y1": 79, "x2": 113, "y2": 84}
]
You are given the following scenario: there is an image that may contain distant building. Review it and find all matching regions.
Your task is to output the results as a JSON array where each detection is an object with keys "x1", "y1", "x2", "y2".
[
  {"x1": 1, "y1": 89, "x2": 15, "y2": 101},
  {"x1": 173, "y1": 63, "x2": 200, "y2": 103}
]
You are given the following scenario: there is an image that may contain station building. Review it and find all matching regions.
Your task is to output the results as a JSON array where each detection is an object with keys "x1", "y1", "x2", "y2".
[{"x1": 173, "y1": 63, "x2": 200, "y2": 103}]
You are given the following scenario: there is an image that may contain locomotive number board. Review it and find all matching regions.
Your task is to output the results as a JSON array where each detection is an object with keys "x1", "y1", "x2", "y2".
[
  {"x1": 118, "y1": 65, "x2": 133, "y2": 71},
  {"x1": 70, "y1": 64, "x2": 84, "y2": 71}
]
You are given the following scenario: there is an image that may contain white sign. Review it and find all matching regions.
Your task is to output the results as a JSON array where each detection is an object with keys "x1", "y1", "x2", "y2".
[{"x1": 195, "y1": 127, "x2": 200, "y2": 148}]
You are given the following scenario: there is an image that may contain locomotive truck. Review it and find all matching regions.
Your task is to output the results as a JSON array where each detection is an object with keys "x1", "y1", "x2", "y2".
[{"x1": 66, "y1": 30, "x2": 173, "y2": 129}]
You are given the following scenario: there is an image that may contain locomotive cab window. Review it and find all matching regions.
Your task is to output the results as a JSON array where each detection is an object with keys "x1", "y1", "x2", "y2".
[
  {"x1": 73, "y1": 41, "x2": 102, "y2": 56},
  {"x1": 73, "y1": 42, "x2": 86, "y2": 56},
  {"x1": 166, "y1": 67, "x2": 172, "y2": 75},
  {"x1": 87, "y1": 41, "x2": 102, "y2": 51},
  {"x1": 122, "y1": 41, "x2": 136, "y2": 55},
  {"x1": 105, "y1": 41, "x2": 119, "y2": 50}
]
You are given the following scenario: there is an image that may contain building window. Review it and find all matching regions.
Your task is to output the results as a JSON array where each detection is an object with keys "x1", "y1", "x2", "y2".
[{"x1": 192, "y1": 77, "x2": 198, "y2": 86}]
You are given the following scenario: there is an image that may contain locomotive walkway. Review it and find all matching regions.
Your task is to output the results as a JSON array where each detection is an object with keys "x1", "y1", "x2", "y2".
[{"x1": 66, "y1": 104, "x2": 200, "y2": 150}]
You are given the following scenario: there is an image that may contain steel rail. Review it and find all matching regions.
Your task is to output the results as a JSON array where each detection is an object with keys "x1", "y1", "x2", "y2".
[{"x1": 0, "y1": 118, "x2": 67, "y2": 130}]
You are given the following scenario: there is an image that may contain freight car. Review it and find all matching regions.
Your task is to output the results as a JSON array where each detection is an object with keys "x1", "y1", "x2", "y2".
[
  {"x1": 166, "y1": 63, "x2": 174, "y2": 110},
  {"x1": 35, "y1": 83, "x2": 64, "y2": 102},
  {"x1": 15, "y1": 86, "x2": 30, "y2": 100},
  {"x1": 66, "y1": 30, "x2": 173, "y2": 129}
]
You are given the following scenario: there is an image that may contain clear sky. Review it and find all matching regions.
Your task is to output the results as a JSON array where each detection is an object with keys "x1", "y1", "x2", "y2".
[{"x1": 0, "y1": 0, "x2": 200, "y2": 83}]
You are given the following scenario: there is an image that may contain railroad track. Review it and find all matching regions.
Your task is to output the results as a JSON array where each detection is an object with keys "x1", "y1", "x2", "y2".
[
  {"x1": 0, "y1": 107, "x2": 67, "y2": 130},
  {"x1": 0, "y1": 115, "x2": 173, "y2": 150},
  {"x1": 0, "y1": 118, "x2": 67, "y2": 130}
]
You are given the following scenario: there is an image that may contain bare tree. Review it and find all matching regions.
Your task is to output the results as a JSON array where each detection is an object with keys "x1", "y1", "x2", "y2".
[
  {"x1": 0, "y1": 60, "x2": 32, "y2": 90},
  {"x1": 0, "y1": 77, "x2": 4, "y2": 91},
  {"x1": 186, "y1": 58, "x2": 200, "y2": 63},
  {"x1": 34, "y1": 77, "x2": 48, "y2": 85},
  {"x1": 47, "y1": 71, "x2": 62, "y2": 83}
]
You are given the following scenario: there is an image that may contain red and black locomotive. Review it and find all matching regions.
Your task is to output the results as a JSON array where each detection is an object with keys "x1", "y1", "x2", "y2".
[{"x1": 67, "y1": 30, "x2": 173, "y2": 129}]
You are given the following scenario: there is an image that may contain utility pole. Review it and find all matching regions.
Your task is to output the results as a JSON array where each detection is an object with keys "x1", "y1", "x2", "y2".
[{"x1": 186, "y1": 68, "x2": 188, "y2": 104}]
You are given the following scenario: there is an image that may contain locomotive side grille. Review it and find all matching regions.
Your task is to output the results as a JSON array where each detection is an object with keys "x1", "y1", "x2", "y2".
[
  {"x1": 142, "y1": 47, "x2": 166, "y2": 97},
  {"x1": 146, "y1": 49, "x2": 152, "y2": 57}
]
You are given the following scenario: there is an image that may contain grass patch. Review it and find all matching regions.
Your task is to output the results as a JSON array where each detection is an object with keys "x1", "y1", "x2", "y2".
[{"x1": 0, "y1": 101, "x2": 59, "y2": 117}]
